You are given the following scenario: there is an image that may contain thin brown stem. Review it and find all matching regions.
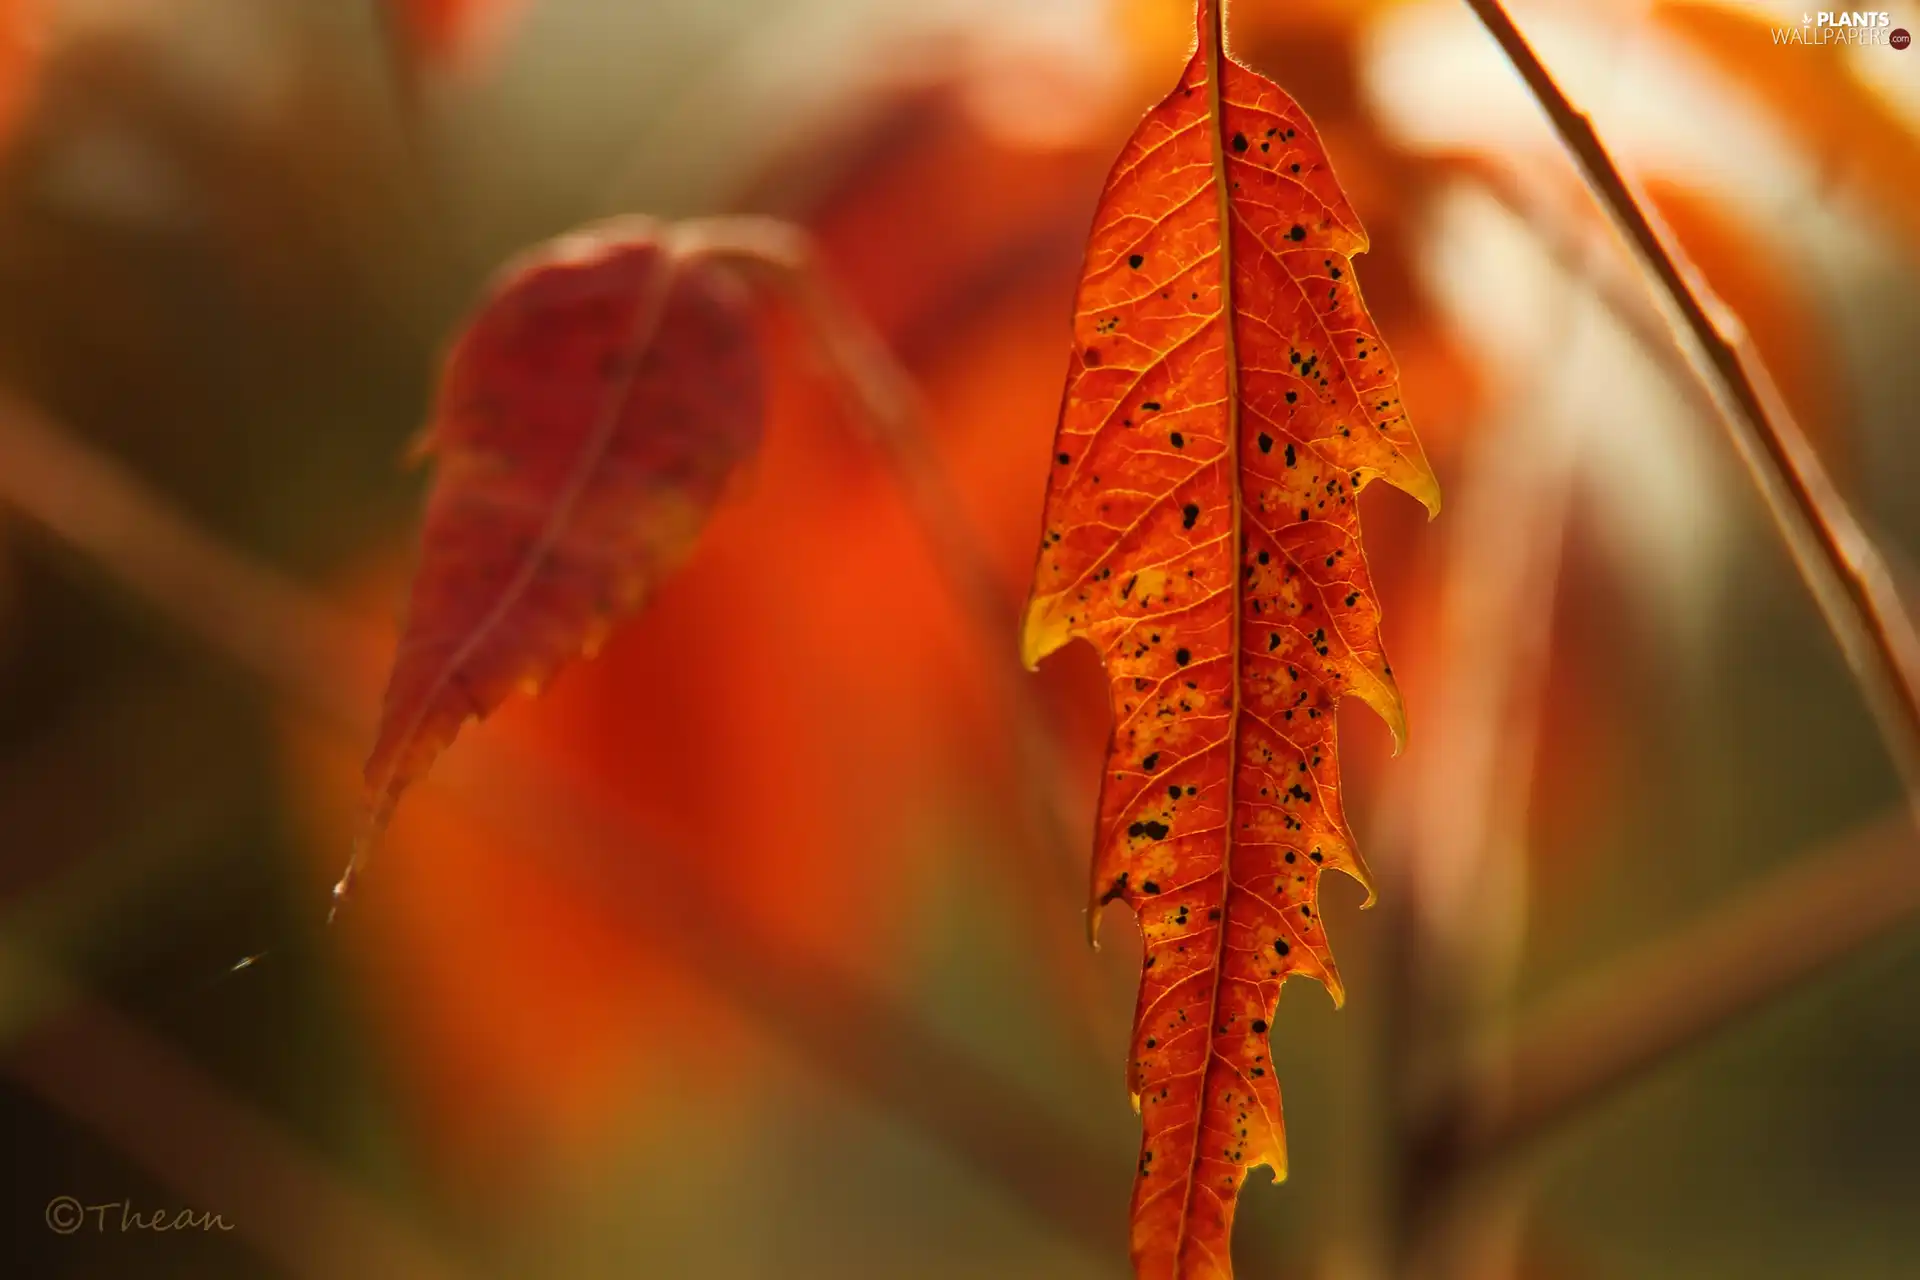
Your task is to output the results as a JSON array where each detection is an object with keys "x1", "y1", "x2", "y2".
[
  {"x1": 676, "y1": 219, "x2": 1122, "y2": 1050},
  {"x1": 678, "y1": 217, "x2": 1086, "y2": 881},
  {"x1": 1462, "y1": 0, "x2": 1920, "y2": 823}
]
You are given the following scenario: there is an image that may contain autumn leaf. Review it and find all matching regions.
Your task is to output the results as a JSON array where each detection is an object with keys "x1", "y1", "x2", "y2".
[
  {"x1": 1020, "y1": 1, "x2": 1437, "y2": 1274},
  {"x1": 354, "y1": 219, "x2": 763, "y2": 892}
]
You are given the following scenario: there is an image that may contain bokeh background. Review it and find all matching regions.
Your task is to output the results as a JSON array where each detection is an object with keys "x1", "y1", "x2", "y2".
[{"x1": 1, "y1": 0, "x2": 1917, "y2": 1276}]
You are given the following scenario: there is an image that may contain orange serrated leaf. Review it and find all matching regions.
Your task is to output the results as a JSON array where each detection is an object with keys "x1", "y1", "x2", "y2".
[
  {"x1": 1020, "y1": 3, "x2": 1437, "y2": 1275},
  {"x1": 358, "y1": 219, "x2": 763, "y2": 872}
]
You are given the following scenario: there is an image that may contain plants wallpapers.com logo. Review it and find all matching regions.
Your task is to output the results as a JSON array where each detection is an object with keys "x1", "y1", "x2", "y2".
[
  {"x1": 1804, "y1": 9, "x2": 1893, "y2": 23},
  {"x1": 1773, "y1": 10, "x2": 1911, "y2": 44}
]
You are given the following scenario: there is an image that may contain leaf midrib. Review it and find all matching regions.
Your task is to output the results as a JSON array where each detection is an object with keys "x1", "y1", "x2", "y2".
[
  {"x1": 368, "y1": 248, "x2": 680, "y2": 824},
  {"x1": 1169, "y1": 0, "x2": 1245, "y2": 1272}
]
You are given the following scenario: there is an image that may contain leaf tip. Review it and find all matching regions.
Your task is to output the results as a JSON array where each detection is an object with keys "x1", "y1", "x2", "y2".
[
  {"x1": 329, "y1": 825, "x2": 380, "y2": 925},
  {"x1": 1357, "y1": 672, "x2": 1409, "y2": 757},
  {"x1": 1324, "y1": 969, "x2": 1348, "y2": 1010},
  {"x1": 1383, "y1": 444, "x2": 1443, "y2": 521},
  {"x1": 1411, "y1": 464, "x2": 1443, "y2": 522},
  {"x1": 1019, "y1": 592, "x2": 1073, "y2": 671},
  {"x1": 1347, "y1": 856, "x2": 1379, "y2": 911}
]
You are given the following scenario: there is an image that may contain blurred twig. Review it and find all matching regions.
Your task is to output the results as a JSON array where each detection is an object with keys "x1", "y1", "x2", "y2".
[
  {"x1": 0, "y1": 388, "x2": 1132, "y2": 1266},
  {"x1": 680, "y1": 217, "x2": 1086, "y2": 891},
  {"x1": 0, "y1": 945, "x2": 464, "y2": 1279},
  {"x1": 1415, "y1": 807, "x2": 1920, "y2": 1196},
  {"x1": 0, "y1": 392, "x2": 361, "y2": 721},
  {"x1": 0, "y1": 682, "x2": 253, "y2": 962},
  {"x1": 677, "y1": 218, "x2": 1122, "y2": 1048},
  {"x1": 370, "y1": 0, "x2": 421, "y2": 113},
  {"x1": 1462, "y1": 0, "x2": 1920, "y2": 823},
  {"x1": 448, "y1": 738, "x2": 1135, "y2": 1263},
  {"x1": 1367, "y1": 244, "x2": 1591, "y2": 1280}
]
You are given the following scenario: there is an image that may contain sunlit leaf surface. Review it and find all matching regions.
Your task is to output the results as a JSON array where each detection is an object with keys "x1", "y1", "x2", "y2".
[{"x1": 1021, "y1": 2, "x2": 1437, "y2": 1273}]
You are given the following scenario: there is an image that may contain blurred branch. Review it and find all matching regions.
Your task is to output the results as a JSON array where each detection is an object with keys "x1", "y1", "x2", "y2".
[
  {"x1": 1378, "y1": 290, "x2": 1588, "y2": 1280},
  {"x1": 1417, "y1": 15, "x2": 1920, "y2": 1210},
  {"x1": 0, "y1": 683, "x2": 252, "y2": 958},
  {"x1": 449, "y1": 742, "x2": 1135, "y2": 1263},
  {"x1": 0, "y1": 946, "x2": 463, "y2": 1280},
  {"x1": 677, "y1": 219, "x2": 1122, "y2": 1047},
  {"x1": 680, "y1": 217, "x2": 1085, "y2": 886},
  {"x1": 1463, "y1": 0, "x2": 1920, "y2": 823},
  {"x1": 1415, "y1": 808, "x2": 1920, "y2": 1203},
  {"x1": 0, "y1": 392, "x2": 364, "y2": 728},
  {"x1": 0, "y1": 389, "x2": 1131, "y2": 1265},
  {"x1": 370, "y1": 0, "x2": 422, "y2": 112}
]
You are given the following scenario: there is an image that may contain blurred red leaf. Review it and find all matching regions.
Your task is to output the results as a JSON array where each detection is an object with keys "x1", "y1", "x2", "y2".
[
  {"x1": 357, "y1": 220, "x2": 763, "y2": 876},
  {"x1": 1019, "y1": 1, "x2": 1436, "y2": 1274},
  {"x1": 0, "y1": 0, "x2": 39, "y2": 149},
  {"x1": 282, "y1": 88, "x2": 1119, "y2": 1172},
  {"x1": 391, "y1": 0, "x2": 527, "y2": 72}
]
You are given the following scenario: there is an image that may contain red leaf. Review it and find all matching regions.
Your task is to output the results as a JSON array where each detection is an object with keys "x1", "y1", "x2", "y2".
[
  {"x1": 392, "y1": 0, "x2": 528, "y2": 72},
  {"x1": 1021, "y1": 2, "x2": 1436, "y2": 1274},
  {"x1": 0, "y1": 0, "x2": 40, "y2": 151},
  {"x1": 360, "y1": 219, "x2": 763, "y2": 861}
]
